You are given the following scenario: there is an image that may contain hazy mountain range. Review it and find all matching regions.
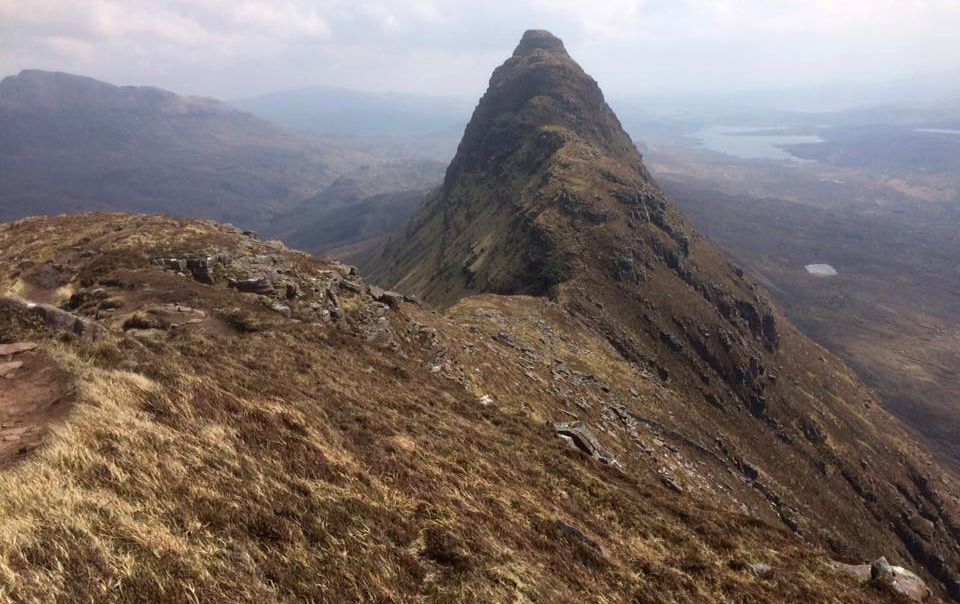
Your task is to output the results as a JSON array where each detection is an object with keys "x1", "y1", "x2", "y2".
[
  {"x1": 232, "y1": 85, "x2": 472, "y2": 137},
  {"x1": 0, "y1": 70, "x2": 389, "y2": 231}
]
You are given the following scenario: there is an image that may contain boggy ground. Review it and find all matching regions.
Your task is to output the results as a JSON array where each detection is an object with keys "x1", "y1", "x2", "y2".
[{"x1": 0, "y1": 213, "x2": 915, "y2": 603}]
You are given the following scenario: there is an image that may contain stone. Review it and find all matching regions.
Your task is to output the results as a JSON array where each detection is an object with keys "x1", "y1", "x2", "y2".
[
  {"x1": 908, "y1": 513, "x2": 936, "y2": 539},
  {"x1": 0, "y1": 361, "x2": 24, "y2": 378},
  {"x1": 871, "y1": 557, "x2": 894, "y2": 583},
  {"x1": 270, "y1": 303, "x2": 291, "y2": 318},
  {"x1": 152, "y1": 257, "x2": 186, "y2": 273},
  {"x1": 39, "y1": 305, "x2": 107, "y2": 340},
  {"x1": 153, "y1": 253, "x2": 231, "y2": 284},
  {"x1": 748, "y1": 562, "x2": 773, "y2": 578},
  {"x1": 553, "y1": 421, "x2": 619, "y2": 466},
  {"x1": 330, "y1": 263, "x2": 353, "y2": 278},
  {"x1": 1, "y1": 296, "x2": 107, "y2": 341},
  {"x1": 339, "y1": 280, "x2": 363, "y2": 293},
  {"x1": 659, "y1": 473, "x2": 684, "y2": 494},
  {"x1": 0, "y1": 342, "x2": 38, "y2": 356},
  {"x1": 554, "y1": 520, "x2": 606, "y2": 558},
  {"x1": 369, "y1": 285, "x2": 404, "y2": 307},
  {"x1": 65, "y1": 287, "x2": 108, "y2": 311},
  {"x1": 185, "y1": 258, "x2": 215, "y2": 284},
  {"x1": 229, "y1": 274, "x2": 277, "y2": 295},
  {"x1": 614, "y1": 256, "x2": 639, "y2": 283},
  {"x1": 828, "y1": 561, "x2": 871, "y2": 581},
  {"x1": 831, "y1": 559, "x2": 931, "y2": 602},
  {"x1": 379, "y1": 290, "x2": 405, "y2": 307},
  {"x1": 888, "y1": 566, "x2": 932, "y2": 601}
]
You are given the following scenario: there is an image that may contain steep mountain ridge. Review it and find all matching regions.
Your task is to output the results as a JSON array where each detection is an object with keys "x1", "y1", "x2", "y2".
[{"x1": 373, "y1": 30, "x2": 960, "y2": 598}]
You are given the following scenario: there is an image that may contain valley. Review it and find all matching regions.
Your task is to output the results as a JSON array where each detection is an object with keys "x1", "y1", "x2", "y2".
[
  {"x1": 633, "y1": 121, "x2": 960, "y2": 470},
  {"x1": 0, "y1": 70, "x2": 445, "y2": 243}
]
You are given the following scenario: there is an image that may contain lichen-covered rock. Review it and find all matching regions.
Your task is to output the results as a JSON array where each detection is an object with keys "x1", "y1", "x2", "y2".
[
  {"x1": 553, "y1": 421, "x2": 619, "y2": 466},
  {"x1": 1, "y1": 296, "x2": 106, "y2": 341},
  {"x1": 831, "y1": 559, "x2": 932, "y2": 601}
]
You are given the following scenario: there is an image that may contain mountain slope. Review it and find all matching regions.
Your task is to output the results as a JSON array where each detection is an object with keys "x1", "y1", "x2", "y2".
[
  {"x1": 0, "y1": 212, "x2": 915, "y2": 603},
  {"x1": 272, "y1": 159, "x2": 444, "y2": 256},
  {"x1": 372, "y1": 30, "x2": 960, "y2": 598},
  {"x1": 0, "y1": 70, "x2": 373, "y2": 230},
  {"x1": 233, "y1": 85, "x2": 471, "y2": 137}
]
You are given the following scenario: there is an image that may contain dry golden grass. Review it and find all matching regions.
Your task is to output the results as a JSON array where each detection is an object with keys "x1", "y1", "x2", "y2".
[{"x1": 0, "y1": 214, "x2": 917, "y2": 602}]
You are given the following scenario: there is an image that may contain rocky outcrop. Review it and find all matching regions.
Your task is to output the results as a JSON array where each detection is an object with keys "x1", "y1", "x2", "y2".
[
  {"x1": 0, "y1": 341, "x2": 37, "y2": 378},
  {"x1": 830, "y1": 558, "x2": 932, "y2": 601},
  {"x1": 152, "y1": 253, "x2": 232, "y2": 284},
  {"x1": 1, "y1": 296, "x2": 106, "y2": 341},
  {"x1": 0, "y1": 342, "x2": 37, "y2": 356},
  {"x1": 553, "y1": 421, "x2": 619, "y2": 466}
]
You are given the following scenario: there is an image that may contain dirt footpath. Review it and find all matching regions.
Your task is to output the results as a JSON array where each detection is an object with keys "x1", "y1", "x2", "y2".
[{"x1": 0, "y1": 343, "x2": 71, "y2": 467}]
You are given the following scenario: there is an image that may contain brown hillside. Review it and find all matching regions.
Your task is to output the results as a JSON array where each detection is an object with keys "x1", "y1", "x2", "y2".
[
  {"x1": 372, "y1": 30, "x2": 960, "y2": 599},
  {"x1": 0, "y1": 213, "x2": 920, "y2": 603}
]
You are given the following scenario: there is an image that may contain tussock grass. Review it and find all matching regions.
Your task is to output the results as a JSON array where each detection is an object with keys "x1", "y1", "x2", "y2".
[
  {"x1": 0, "y1": 322, "x2": 900, "y2": 603},
  {"x1": 0, "y1": 214, "x2": 908, "y2": 603}
]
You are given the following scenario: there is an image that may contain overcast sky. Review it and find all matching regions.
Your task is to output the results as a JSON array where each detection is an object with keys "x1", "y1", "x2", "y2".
[{"x1": 2, "y1": 0, "x2": 959, "y2": 104}]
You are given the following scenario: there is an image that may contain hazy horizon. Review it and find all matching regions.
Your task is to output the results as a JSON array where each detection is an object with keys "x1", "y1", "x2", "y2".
[{"x1": 3, "y1": 1, "x2": 960, "y2": 112}]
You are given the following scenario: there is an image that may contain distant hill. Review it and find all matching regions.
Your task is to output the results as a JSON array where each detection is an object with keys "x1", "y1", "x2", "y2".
[
  {"x1": 0, "y1": 70, "x2": 375, "y2": 230},
  {"x1": 232, "y1": 84, "x2": 472, "y2": 138},
  {"x1": 274, "y1": 159, "x2": 445, "y2": 256}
]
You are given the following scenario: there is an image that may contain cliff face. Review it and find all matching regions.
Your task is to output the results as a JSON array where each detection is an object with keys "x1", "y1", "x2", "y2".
[{"x1": 373, "y1": 30, "x2": 960, "y2": 598}]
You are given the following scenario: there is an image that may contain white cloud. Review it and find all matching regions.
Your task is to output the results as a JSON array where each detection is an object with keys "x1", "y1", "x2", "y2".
[{"x1": 1, "y1": 0, "x2": 958, "y2": 102}]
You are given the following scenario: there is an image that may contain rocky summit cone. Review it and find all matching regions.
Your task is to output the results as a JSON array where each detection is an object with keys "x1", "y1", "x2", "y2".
[
  {"x1": 373, "y1": 30, "x2": 960, "y2": 598},
  {"x1": 374, "y1": 29, "x2": 651, "y2": 303}
]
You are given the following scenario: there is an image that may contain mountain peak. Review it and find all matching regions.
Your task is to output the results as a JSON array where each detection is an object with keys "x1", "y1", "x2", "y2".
[
  {"x1": 374, "y1": 29, "x2": 658, "y2": 304},
  {"x1": 371, "y1": 33, "x2": 960, "y2": 597},
  {"x1": 437, "y1": 29, "x2": 639, "y2": 194},
  {"x1": 513, "y1": 29, "x2": 567, "y2": 57}
]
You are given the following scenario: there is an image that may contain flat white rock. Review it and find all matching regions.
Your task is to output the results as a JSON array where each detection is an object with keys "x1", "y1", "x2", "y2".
[{"x1": 804, "y1": 263, "x2": 838, "y2": 277}]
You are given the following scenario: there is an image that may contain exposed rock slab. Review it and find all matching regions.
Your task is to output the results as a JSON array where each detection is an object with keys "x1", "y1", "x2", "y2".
[
  {"x1": 0, "y1": 342, "x2": 37, "y2": 356},
  {"x1": 830, "y1": 559, "x2": 932, "y2": 601},
  {"x1": 0, "y1": 361, "x2": 24, "y2": 378},
  {"x1": 0, "y1": 296, "x2": 106, "y2": 341}
]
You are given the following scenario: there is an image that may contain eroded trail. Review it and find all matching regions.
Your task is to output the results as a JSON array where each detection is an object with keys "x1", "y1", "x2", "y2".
[{"x1": 0, "y1": 343, "x2": 71, "y2": 466}]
